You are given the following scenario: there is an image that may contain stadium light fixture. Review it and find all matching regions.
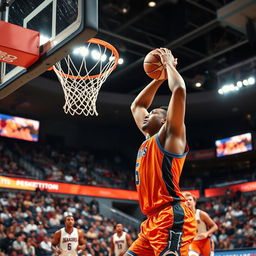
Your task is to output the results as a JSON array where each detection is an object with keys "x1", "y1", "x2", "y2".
[
  {"x1": 118, "y1": 58, "x2": 124, "y2": 65},
  {"x1": 218, "y1": 76, "x2": 255, "y2": 95},
  {"x1": 148, "y1": 1, "x2": 156, "y2": 7}
]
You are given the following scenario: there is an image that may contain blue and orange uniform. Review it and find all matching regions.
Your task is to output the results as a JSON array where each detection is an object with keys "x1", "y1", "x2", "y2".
[{"x1": 127, "y1": 134, "x2": 196, "y2": 256}]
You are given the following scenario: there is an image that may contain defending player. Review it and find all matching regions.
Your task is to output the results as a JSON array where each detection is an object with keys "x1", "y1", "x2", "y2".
[
  {"x1": 126, "y1": 48, "x2": 196, "y2": 256},
  {"x1": 183, "y1": 192, "x2": 218, "y2": 256},
  {"x1": 51, "y1": 214, "x2": 86, "y2": 256},
  {"x1": 110, "y1": 223, "x2": 133, "y2": 256}
]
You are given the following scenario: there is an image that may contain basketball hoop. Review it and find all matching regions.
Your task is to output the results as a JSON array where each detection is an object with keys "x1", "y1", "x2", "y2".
[{"x1": 50, "y1": 38, "x2": 119, "y2": 116}]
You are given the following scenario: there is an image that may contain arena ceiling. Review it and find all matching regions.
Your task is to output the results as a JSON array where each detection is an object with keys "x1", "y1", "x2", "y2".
[{"x1": 0, "y1": 0, "x2": 256, "y2": 146}]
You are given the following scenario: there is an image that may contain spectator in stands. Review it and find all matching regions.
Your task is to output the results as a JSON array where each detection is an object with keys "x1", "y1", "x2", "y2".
[
  {"x1": 12, "y1": 234, "x2": 26, "y2": 255},
  {"x1": 0, "y1": 232, "x2": 15, "y2": 254},
  {"x1": 23, "y1": 239, "x2": 36, "y2": 256},
  {"x1": 40, "y1": 236, "x2": 52, "y2": 256}
]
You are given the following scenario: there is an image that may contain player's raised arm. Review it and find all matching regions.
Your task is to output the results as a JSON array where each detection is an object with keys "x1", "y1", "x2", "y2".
[
  {"x1": 158, "y1": 48, "x2": 186, "y2": 154},
  {"x1": 130, "y1": 79, "x2": 165, "y2": 137},
  {"x1": 51, "y1": 230, "x2": 62, "y2": 255}
]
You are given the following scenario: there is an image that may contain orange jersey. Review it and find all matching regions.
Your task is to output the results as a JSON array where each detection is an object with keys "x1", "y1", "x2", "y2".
[{"x1": 135, "y1": 134, "x2": 188, "y2": 215}]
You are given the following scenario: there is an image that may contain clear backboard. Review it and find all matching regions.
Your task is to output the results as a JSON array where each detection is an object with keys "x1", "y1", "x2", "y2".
[{"x1": 0, "y1": 0, "x2": 98, "y2": 99}]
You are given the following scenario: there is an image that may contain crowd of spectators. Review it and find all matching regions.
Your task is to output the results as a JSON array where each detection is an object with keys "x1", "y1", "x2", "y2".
[
  {"x1": 0, "y1": 142, "x2": 29, "y2": 178},
  {"x1": 0, "y1": 140, "x2": 136, "y2": 190},
  {"x1": 1, "y1": 139, "x2": 256, "y2": 192},
  {"x1": 0, "y1": 137, "x2": 256, "y2": 254},
  {"x1": 198, "y1": 190, "x2": 256, "y2": 250},
  {"x1": 0, "y1": 189, "x2": 138, "y2": 256},
  {"x1": 0, "y1": 188, "x2": 255, "y2": 255}
]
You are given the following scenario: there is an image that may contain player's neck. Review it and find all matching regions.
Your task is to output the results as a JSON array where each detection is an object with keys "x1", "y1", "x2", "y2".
[
  {"x1": 65, "y1": 226, "x2": 74, "y2": 234},
  {"x1": 117, "y1": 231, "x2": 123, "y2": 236}
]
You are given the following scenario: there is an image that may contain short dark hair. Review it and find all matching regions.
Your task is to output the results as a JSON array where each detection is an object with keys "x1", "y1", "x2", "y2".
[
  {"x1": 159, "y1": 106, "x2": 168, "y2": 118},
  {"x1": 159, "y1": 106, "x2": 168, "y2": 111}
]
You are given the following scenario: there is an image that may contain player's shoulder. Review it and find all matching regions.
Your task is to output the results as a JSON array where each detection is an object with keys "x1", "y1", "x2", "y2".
[
  {"x1": 125, "y1": 232, "x2": 131, "y2": 238},
  {"x1": 53, "y1": 229, "x2": 62, "y2": 239},
  {"x1": 55, "y1": 228, "x2": 62, "y2": 234},
  {"x1": 198, "y1": 209, "x2": 210, "y2": 219},
  {"x1": 77, "y1": 228, "x2": 84, "y2": 235}
]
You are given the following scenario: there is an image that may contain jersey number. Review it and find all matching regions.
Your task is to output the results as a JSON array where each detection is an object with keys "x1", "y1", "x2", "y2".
[
  {"x1": 117, "y1": 242, "x2": 123, "y2": 249},
  {"x1": 67, "y1": 243, "x2": 72, "y2": 250}
]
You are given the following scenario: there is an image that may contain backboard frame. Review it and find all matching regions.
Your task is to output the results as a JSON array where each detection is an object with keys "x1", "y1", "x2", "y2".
[{"x1": 0, "y1": 0, "x2": 98, "y2": 99}]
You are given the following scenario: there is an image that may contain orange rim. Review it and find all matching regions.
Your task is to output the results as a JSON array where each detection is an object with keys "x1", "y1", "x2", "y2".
[{"x1": 48, "y1": 38, "x2": 119, "y2": 79}]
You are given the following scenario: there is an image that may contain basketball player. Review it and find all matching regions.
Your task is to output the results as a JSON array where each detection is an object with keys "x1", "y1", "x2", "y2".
[
  {"x1": 110, "y1": 223, "x2": 133, "y2": 256},
  {"x1": 51, "y1": 215, "x2": 86, "y2": 256},
  {"x1": 183, "y1": 192, "x2": 218, "y2": 256},
  {"x1": 126, "y1": 48, "x2": 196, "y2": 256}
]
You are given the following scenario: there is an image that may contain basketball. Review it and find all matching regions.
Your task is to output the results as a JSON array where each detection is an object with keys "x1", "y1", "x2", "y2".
[{"x1": 143, "y1": 49, "x2": 167, "y2": 80}]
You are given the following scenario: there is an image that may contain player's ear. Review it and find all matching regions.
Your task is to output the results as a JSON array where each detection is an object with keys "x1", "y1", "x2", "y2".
[{"x1": 161, "y1": 118, "x2": 166, "y2": 124}]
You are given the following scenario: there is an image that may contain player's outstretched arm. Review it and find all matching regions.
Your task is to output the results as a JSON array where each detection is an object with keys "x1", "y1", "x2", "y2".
[
  {"x1": 131, "y1": 78, "x2": 165, "y2": 136},
  {"x1": 51, "y1": 230, "x2": 62, "y2": 255},
  {"x1": 158, "y1": 48, "x2": 186, "y2": 154}
]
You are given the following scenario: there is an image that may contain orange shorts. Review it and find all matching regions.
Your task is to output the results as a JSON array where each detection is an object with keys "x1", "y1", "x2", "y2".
[
  {"x1": 188, "y1": 238, "x2": 212, "y2": 256},
  {"x1": 127, "y1": 202, "x2": 196, "y2": 256}
]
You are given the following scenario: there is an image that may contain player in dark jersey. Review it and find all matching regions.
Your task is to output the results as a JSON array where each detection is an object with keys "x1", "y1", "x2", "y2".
[{"x1": 125, "y1": 48, "x2": 196, "y2": 256}]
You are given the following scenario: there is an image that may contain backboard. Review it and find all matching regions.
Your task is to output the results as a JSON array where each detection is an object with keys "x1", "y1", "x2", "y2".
[{"x1": 0, "y1": 0, "x2": 98, "y2": 99}]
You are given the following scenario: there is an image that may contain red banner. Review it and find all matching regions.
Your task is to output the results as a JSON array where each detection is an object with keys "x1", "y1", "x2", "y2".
[
  {"x1": 0, "y1": 176, "x2": 200, "y2": 201},
  {"x1": 204, "y1": 181, "x2": 256, "y2": 198},
  {"x1": 0, "y1": 176, "x2": 138, "y2": 200}
]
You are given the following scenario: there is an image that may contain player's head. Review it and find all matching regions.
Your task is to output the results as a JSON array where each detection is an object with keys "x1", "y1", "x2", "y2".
[
  {"x1": 142, "y1": 106, "x2": 168, "y2": 135},
  {"x1": 183, "y1": 192, "x2": 196, "y2": 210},
  {"x1": 64, "y1": 214, "x2": 75, "y2": 228},
  {"x1": 115, "y1": 223, "x2": 124, "y2": 233}
]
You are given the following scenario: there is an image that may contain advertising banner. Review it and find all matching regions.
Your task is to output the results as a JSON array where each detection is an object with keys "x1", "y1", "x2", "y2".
[
  {"x1": 205, "y1": 181, "x2": 256, "y2": 197},
  {"x1": 0, "y1": 176, "x2": 200, "y2": 201}
]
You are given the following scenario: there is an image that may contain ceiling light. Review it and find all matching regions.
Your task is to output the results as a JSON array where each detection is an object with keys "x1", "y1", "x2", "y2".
[
  {"x1": 248, "y1": 76, "x2": 255, "y2": 85},
  {"x1": 236, "y1": 81, "x2": 243, "y2": 87},
  {"x1": 243, "y1": 79, "x2": 249, "y2": 86},
  {"x1": 122, "y1": 7, "x2": 128, "y2": 13},
  {"x1": 195, "y1": 82, "x2": 202, "y2": 88},
  {"x1": 148, "y1": 1, "x2": 156, "y2": 7},
  {"x1": 118, "y1": 58, "x2": 124, "y2": 65},
  {"x1": 218, "y1": 89, "x2": 224, "y2": 95},
  {"x1": 91, "y1": 50, "x2": 107, "y2": 61},
  {"x1": 109, "y1": 56, "x2": 115, "y2": 61},
  {"x1": 73, "y1": 46, "x2": 89, "y2": 56}
]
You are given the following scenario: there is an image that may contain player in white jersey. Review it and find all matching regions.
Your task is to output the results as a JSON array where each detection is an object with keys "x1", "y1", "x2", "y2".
[
  {"x1": 51, "y1": 215, "x2": 85, "y2": 256},
  {"x1": 183, "y1": 192, "x2": 218, "y2": 256},
  {"x1": 110, "y1": 223, "x2": 132, "y2": 256}
]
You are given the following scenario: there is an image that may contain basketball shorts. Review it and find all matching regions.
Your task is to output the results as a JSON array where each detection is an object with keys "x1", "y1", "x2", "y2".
[
  {"x1": 127, "y1": 202, "x2": 196, "y2": 256},
  {"x1": 188, "y1": 237, "x2": 212, "y2": 256}
]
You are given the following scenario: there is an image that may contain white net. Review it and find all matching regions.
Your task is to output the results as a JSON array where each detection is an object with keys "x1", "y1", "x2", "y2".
[{"x1": 52, "y1": 39, "x2": 118, "y2": 116}]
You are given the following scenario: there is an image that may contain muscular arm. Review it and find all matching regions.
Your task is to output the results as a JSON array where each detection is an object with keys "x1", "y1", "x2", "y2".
[
  {"x1": 77, "y1": 230, "x2": 86, "y2": 251},
  {"x1": 51, "y1": 231, "x2": 62, "y2": 255},
  {"x1": 158, "y1": 50, "x2": 186, "y2": 154},
  {"x1": 130, "y1": 79, "x2": 165, "y2": 136},
  {"x1": 200, "y1": 211, "x2": 218, "y2": 238}
]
